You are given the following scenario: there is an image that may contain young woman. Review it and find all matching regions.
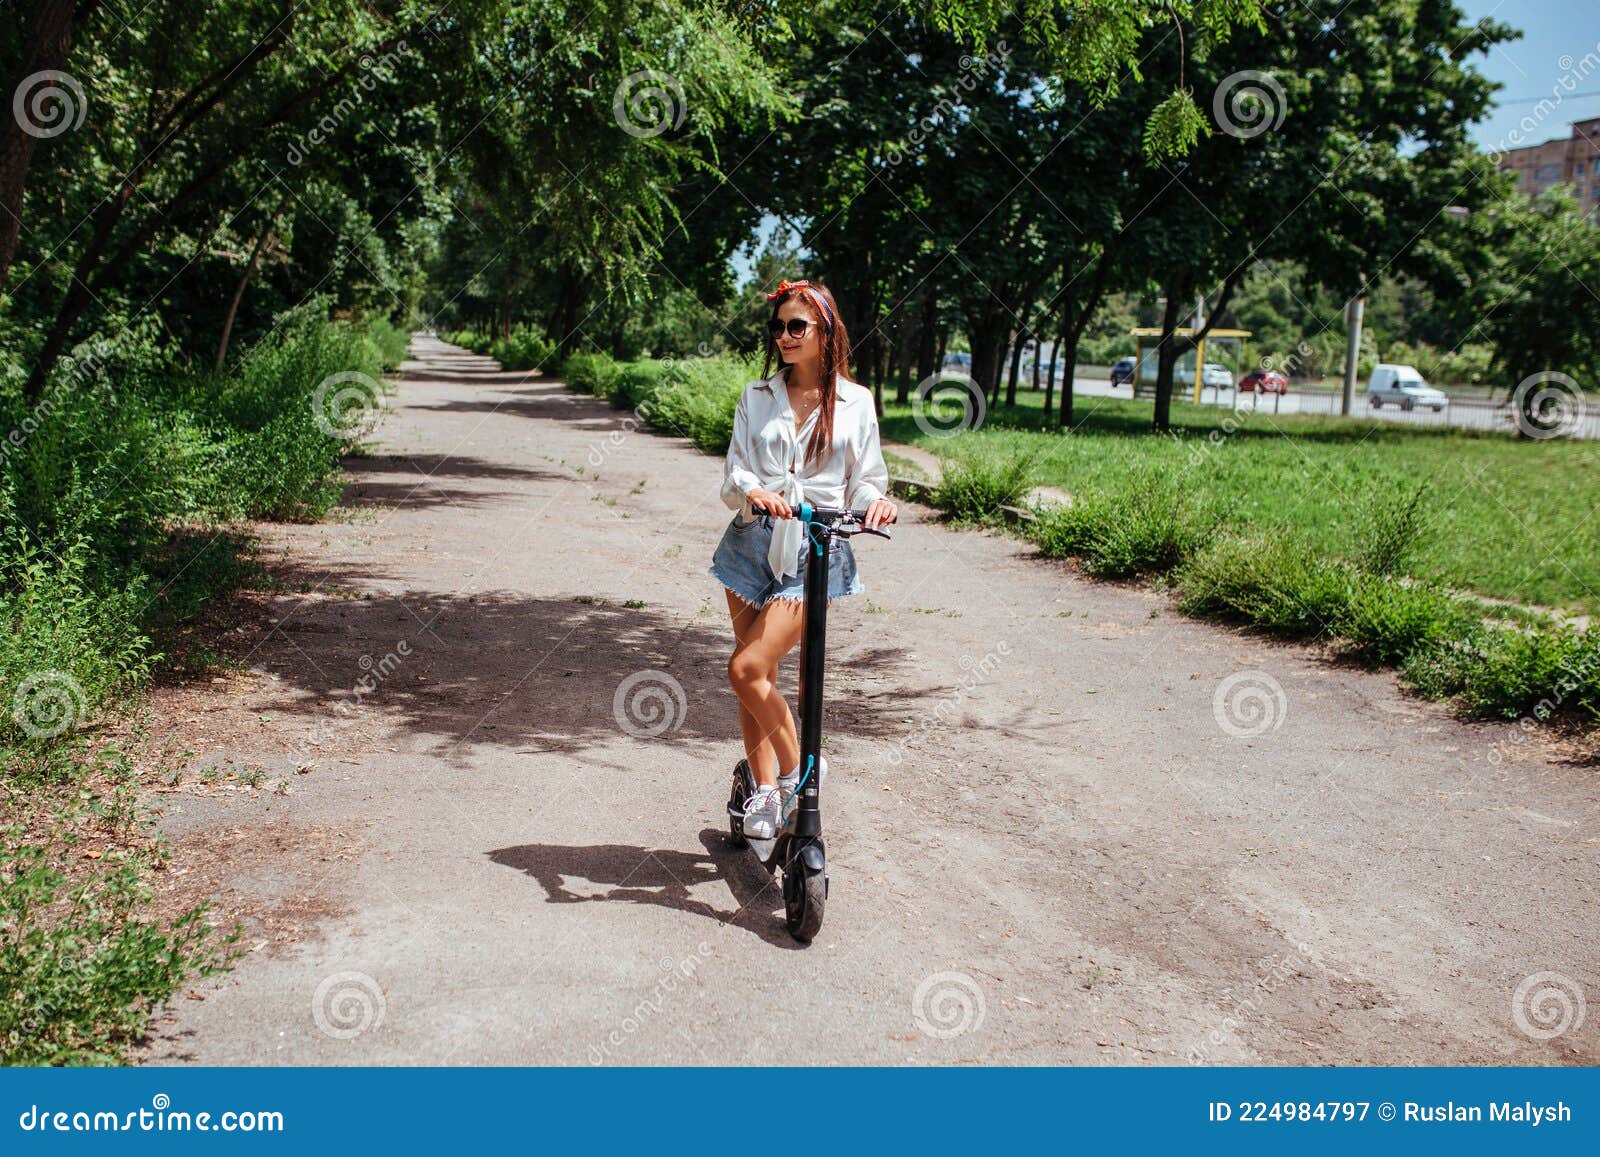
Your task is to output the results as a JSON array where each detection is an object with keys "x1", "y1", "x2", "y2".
[{"x1": 709, "y1": 279, "x2": 897, "y2": 839}]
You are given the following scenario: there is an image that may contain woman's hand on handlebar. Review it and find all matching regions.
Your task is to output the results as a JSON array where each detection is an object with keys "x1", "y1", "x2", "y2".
[
  {"x1": 863, "y1": 497, "x2": 898, "y2": 530},
  {"x1": 747, "y1": 489, "x2": 792, "y2": 519}
]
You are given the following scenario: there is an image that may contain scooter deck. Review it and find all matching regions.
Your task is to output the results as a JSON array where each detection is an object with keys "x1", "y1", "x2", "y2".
[
  {"x1": 746, "y1": 833, "x2": 780, "y2": 868},
  {"x1": 727, "y1": 800, "x2": 788, "y2": 871}
]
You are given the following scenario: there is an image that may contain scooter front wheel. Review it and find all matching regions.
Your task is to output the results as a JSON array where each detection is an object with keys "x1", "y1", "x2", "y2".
[{"x1": 784, "y1": 867, "x2": 826, "y2": 942}]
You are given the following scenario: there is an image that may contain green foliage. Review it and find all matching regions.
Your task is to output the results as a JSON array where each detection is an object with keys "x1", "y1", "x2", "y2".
[
  {"x1": 550, "y1": 350, "x2": 750, "y2": 453},
  {"x1": 1142, "y1": 88, "x2": 1210, "y2": 162},
  {"x1": 637, "y1": 359, "x2": 751, "y2": 452},
  {"x1": 1173, "y1": 530, "x2": 1354, "y2": 637},
  {"x1": 0, "y1": 537, "x2": 152, "y2": 748},
  {"x1": 1035, "y1": 467, "x2": 1222, "y2": 576},
  {"x1": 1351, "y1": 484, "x2": 1429, "y2": 578},
  {"x1": 365, "y1": 318, "x2": 412, "y2": 371},
  {"x1": 490, "y1": 328, "x2": 557, "y2": 373},
  {"x1": 0, "y1": 312, "x2": 371, "y2": 1065},
  {"x1": 1339, "y1": 576, "x2": 1475, "y2": 668},
  {"x1": 561, "y1": 352, "x2": 623, "y2": 397},
  {"x1": 931, "y1": 451, "x2": 1038, "y2": 522},
  {"x1": 1, "y1": 741, "x2": 235, "y2": 1065},
  {"x1": 1404, "y1": 625, "x2": 1600, "y2": 723}
]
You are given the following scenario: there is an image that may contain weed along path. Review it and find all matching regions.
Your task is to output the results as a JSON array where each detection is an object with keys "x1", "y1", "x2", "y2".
[{"x1": 143, "y1": 336, "x2": 1599, "y2": 1066}]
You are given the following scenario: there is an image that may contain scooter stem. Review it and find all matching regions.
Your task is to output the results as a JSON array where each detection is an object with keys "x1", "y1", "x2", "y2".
[{"x1": 794, "y1": 502, "x2": 829, "y2": 840}]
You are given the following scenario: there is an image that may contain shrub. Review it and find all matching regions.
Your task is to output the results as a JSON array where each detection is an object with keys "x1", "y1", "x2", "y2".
[
  {"x1": 637, "y1": 359, "x2": 749, "y2": 452},
  {"x1": 365, "y1": 316, "x2": 411, "y2": 369},
  {"x1": 490, "y1": 327, "x2": 555, "y2": 372},
  {"x1": 561, "y1": 352, "x2": 621, "y2": 397},
  {"x1": 1174, "y1": 530, "x2": 1356, "y2": 638},
  {"x1": 1403, "y1": 623, "x2": 1600, "y2": 721},
  {"x1": 1350, "y1": 483, "x2": 1430, "y2": 578},
  {"x1": 1034, "y1": 467, "x2": 1221, "y2": 577},
  {"x1": 1337, "y1": 576, "x2": 1476, "y2": 667},
  {"x1": 931, "y1": 449, "x2": 1038, "y2": 522}
]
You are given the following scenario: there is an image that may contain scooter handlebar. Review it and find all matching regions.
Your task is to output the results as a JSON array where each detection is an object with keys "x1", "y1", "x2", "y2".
[
  {"x1": 745, "y1": 502, "x2": 896, "y2": 539},
  {"x1": 801, "y1": 503, "x2": 896, "y2": 540}
]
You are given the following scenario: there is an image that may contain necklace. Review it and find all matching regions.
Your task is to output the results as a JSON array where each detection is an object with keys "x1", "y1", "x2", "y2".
[{"x1": 788, "y1": 384, "x2": 822, "y2": 427}]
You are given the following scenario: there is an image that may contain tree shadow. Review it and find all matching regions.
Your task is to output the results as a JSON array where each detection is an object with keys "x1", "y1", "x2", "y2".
[
  {"x1": 236, "y1": 584, "x2": 930, "y2": 764},
  {"x1": 343, "y1": 453, "x2": 564, "y2": 483},
  {"x1": 485, "y1": 829, "x2": 799, "y2": 946}
]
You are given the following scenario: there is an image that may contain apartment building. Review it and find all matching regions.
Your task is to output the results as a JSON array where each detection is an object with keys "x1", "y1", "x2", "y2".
[{"x1": 1499, "y1": 117, "x2": 1600, "y2": 211}]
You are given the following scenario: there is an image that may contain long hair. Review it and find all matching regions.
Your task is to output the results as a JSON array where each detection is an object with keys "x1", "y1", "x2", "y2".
[{"x1": 761, "y1": 280, "x2": 852, "y2": 469}]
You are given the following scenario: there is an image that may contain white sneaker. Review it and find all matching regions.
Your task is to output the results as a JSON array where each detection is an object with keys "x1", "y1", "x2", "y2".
[
  {"x1": 779, "y1": 756, "x2": 828, "y2": 824},
  {"x1": 741, "y1": 785, "x2": 781, "y2": 839}
]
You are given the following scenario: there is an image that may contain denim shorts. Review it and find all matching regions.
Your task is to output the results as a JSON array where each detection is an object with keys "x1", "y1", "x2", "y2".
[{"x1": 709, "y1": 510, "x2": 863, "y2": 609}]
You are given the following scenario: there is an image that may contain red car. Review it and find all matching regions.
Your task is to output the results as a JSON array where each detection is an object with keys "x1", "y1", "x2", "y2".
[{"x1": 1238, "y1": 369, "x2": 1289, "y2": 394}]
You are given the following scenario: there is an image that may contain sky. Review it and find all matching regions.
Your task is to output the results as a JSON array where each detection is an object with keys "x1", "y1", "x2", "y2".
[{"x1": 1459, "y1": 0, "x2": 1600, "y2": 149}]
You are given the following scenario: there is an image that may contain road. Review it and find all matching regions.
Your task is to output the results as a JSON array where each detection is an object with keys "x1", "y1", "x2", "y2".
[
  {"x1": 1048, "y1": 373, "x2": 1600, "y2": 438},
  {"x1": 142, "y1": 337, "x2": 1599, "y2": 1065}
]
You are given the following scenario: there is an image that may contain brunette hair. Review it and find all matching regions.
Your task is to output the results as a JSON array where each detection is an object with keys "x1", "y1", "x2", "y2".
[{"x1": 761, "y1": 280, "x2": 852, "y2": 469}]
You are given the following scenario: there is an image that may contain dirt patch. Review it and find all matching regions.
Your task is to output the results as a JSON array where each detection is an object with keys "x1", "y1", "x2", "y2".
[{"x1": 148, "y1": 820, "x2": 363, "y2": 957}]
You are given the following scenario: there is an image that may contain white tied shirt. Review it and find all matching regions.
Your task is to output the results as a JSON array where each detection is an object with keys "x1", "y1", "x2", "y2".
[{"x1": 720, "y1": 368, "x2": 890, "y2": 582}]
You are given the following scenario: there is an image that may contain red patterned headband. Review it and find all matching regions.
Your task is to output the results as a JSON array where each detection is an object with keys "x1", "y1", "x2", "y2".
[{"x1": 765, "y1": 279, "x2": 835, "y2": 330}]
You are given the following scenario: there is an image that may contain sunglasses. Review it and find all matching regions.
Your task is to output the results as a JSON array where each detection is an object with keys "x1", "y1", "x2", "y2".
[{"x1": 767, "y1": 317, "x2": 815, "y2": 340}]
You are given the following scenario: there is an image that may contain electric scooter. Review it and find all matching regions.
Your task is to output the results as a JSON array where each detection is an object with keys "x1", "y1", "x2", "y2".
[{"x1": 726, "y1": 502, "x2": 894, "y2": 942}]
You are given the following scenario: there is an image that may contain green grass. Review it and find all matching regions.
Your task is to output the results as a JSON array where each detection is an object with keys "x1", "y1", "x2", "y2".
[{"x1": 879, "y1": 384, "x2": 1600, "y2": 616}]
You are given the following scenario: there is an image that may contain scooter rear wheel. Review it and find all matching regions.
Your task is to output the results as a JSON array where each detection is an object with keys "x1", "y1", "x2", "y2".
[
  {"x1": 785, "y1": 869, "x2": 826, "y2": 942},
  {"x1": 727, "y1": 763, "x2": 750, "y2": 848}
]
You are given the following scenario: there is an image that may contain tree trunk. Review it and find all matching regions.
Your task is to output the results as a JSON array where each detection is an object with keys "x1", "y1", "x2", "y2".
[
  {"x1": 1006, "y1": 330, "x2": 1024, "y2": 407},
  {"x1": 1153, "y1": 275, "x2": 1190, "y2": 433},
  {"x1": 1057, "y1": 329, "x2": 1081, "y2": 429},
  {"x1": 215, "y1": 194, "x2": 287, "y2": 372},
  {"x1": 1044, "y1": 336, "x2": 1058, "y2": 422},
  {"x1": 909, "y1": 291, "x2": 936, "y2": 401},
  {"x1": 1031, "y1": 338, "x2": 1042, "y2": 393},
  {"x1": 0, "y1": 0, "x2": 80, "y2": 296}
]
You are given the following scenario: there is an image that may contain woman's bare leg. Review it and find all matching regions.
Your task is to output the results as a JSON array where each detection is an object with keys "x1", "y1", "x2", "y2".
[{"x1": 725, "y1": 590, "x2": 803, "y2": 787}]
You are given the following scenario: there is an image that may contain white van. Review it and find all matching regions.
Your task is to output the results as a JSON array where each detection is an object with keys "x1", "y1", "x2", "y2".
[{"x1": 1368, "y1": 364, "x2": 1447, "y2": 412}]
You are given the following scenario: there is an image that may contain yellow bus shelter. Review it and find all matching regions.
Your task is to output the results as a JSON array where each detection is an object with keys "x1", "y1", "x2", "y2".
[{"x1": 1130, "y1": 327, "x2": 1252, "y2": 403}]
